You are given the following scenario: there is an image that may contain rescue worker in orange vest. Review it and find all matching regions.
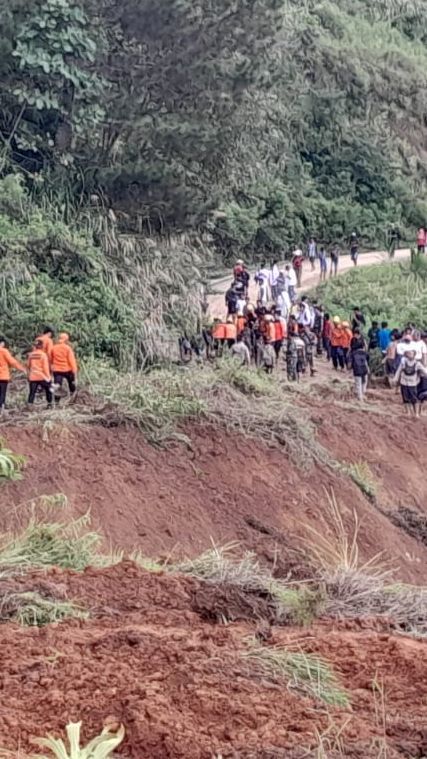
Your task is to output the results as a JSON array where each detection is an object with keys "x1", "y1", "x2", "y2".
[
  {"x1": 330, "y1": 317, "x2": 345, "y2": 371},
  {"x1": 51, "y1": 332, "x2": 78, "y2": 403},
  {"x1": 224, "y1": 317, "x2": 237, "y2": 348},
  {"x1": 0, "y1": 338, "x2": 26, "y2": 411},
  {"x1": 341, "y1": 321, "x2": 353, "y2": 365},
  {"x1": 273, "y1": 310, "x2": 287, "y2": 360},
  {"x1": 27, "y1": 339, "x2": 53, "y2": 408},
  {"x1": 236, "y1": 313, "x2": 247, "y2": 337},
  {"x1": 35, "y1": 326, "x2": 54, "y2": 364},
  {"x1": 211, "y1": 319, "x2": 226, "y2": 356}
]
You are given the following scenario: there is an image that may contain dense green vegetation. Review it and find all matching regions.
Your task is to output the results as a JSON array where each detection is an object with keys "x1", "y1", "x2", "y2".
[
  {"x1": 1, "y1": 0, "x2": 427, "y2": 254},
  {"x1": 1, "y1": 0, "x2": 427, "y2": 361},
  {"x1": 314, "y1": 260, "x2": 427, "y2": 328}
]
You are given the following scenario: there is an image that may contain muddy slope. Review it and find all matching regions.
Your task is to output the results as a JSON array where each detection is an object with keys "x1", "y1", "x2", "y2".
[
  {"x1": 1, "y1": 403, "x2": 426, "y2": 583},
  {"x1": 1, "y1": 562, "x2": 426, "y2": 759}
]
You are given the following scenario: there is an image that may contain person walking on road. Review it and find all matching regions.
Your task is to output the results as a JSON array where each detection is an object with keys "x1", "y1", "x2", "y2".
[
  {"x1": 307, "y1": 238, "x2": 317, "y2": 271},
  {"x1": 292, "y1": 249, "x2": 304, "y2": 287},
  {"x1": 350, "y1": 233, "x2": 359, "y2": 266},
  {"x1": 330, "y1": 246, "x2": 339, "y2": 277},
  {"x1": 318, "y1": 247, "x2": 327, "y2": 282}
]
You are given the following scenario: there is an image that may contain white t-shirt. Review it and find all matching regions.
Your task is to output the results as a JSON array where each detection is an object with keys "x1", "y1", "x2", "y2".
[
  {"x1": 269, "y1": 264, "x2": 280, "y2": 287},
  {"x1": 411, "y1": 339, "x2": 427, "y2": 362},
  {"x1": 257, "y1": 267, "x2": 269, "y2": 283},
  {"x1": 236, "y1": 298, "x2": 246, "y2": 316},
  {"x1": 277, "y1": 290, "x2": 291, "y2": 318},
  {"x1": 285, "y1": 269, "x2": 297, "y2": 287},
  {"x1": 397, "y1": 340, "x2": 419, "y2": 357}
]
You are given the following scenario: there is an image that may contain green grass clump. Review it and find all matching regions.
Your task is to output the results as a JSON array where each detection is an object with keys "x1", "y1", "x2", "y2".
[
  {"x1": 0, "y1": 441, "x2": 25, "y2": 482},
  {"x1": 345, "y1": 461, "x2": 377, "y2": 499},
  {"x1": 243, "y1": 639, "x2": 349, "y2": 707},
  {"x1": 0, "y1": 509, "x2": 119, "y2": 574},
  {"x1": 2, "y1": 592, "x2": 87, "y2": 627}
]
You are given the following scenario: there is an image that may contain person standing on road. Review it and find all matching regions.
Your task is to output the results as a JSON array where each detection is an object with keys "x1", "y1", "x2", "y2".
[
  {"x1": 284, "y1": 264, "x2": 297, "y2": 303},
  {"x1": 307, "y1": 238, "x2": 317, "y2": 271},
  {"x1": 388, "y1": 223, "x2": 400, "y2": 259},
  {"x1": 0, "y1": 338, "x2": 26, "y2": 412},
  {"x1": 269, "y1": 261, "x2": 280, "y2": 301},
  {"x1": 318, "y1": 247, "x2": 327, "y2": 282},
  {"x1": 292, "y1": 249, "x2": 304, "y2": 287},
  {"x1": 350, "y1": 233, "x2": 359, "y2": 266},
  {"x1": 416, "y1": 227, "x2": 426, "y2": 255},
  {"x1": 330, "y1": 245, "x2": 339, "y2": 277}
]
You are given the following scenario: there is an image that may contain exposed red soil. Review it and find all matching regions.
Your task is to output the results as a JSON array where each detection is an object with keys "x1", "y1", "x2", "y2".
[
  {"x1": 0, "y1": 562, "x2": 426, "y2": 759},
  {"x1": 1, "y1": 404, "x2": 426, "y2": 583}
]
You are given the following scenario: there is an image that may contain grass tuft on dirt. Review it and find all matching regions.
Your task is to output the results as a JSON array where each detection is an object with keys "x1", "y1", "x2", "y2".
[
  {"x1": 1, "y1": 591, "x2": 87, "y2": 627},
  {"x1": 243, "y1": 639, "x2": 349, "y2": 707},
  {"x1": 344, "y1": 461, "x2": 377, "y2": 499}
]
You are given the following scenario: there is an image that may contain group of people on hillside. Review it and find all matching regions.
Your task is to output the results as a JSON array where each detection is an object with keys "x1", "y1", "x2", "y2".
[
  {"x1": 203, "y1": 258, "x2": 427, "y2": 415},
  {"x1": 0, "y1": 329, "x2": 78, "y2": 412}
]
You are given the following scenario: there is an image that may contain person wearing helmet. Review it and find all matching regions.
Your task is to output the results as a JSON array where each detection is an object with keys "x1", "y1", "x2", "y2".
[{"x1": 331, "y1": 317, "x2": 345, "y2": 370}]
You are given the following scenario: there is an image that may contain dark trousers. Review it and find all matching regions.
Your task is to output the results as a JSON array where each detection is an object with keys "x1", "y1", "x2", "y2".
[
  {"x1": 323, "y1": 337, "x2": 331, "y2": 361},
  {"x1": 54, "y1": 371, "x2": 76, "y2": 403},
  {"x1": 331, "y1": 346, "x2": 345, "y2": 370},
  {"x1": 28, "y1": 381, "x2": 53, "y2": 406},
  {"x1": 0, "y1": 380, "x2": 8, "y2": 408}
]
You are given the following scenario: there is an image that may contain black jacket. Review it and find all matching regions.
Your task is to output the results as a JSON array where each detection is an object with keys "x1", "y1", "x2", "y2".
[{"x1": 349, "y1": 348, "x2": 369, "y2": 377}]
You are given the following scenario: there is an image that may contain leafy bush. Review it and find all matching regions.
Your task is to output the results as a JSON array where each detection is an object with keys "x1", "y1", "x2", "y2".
[{"x1": 0, "y1": 441, "x2": 25, "y2": 481}]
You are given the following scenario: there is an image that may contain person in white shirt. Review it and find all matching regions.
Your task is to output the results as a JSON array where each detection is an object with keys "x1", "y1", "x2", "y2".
[
  {"x1": 284, "y1": 264, "x2": 297, "y2": 302},
  {"x1": 269, "y1": 261, "x2": 280, "y2": 300},
  {"x1": 411, "y1": 329, "x2": 427, "y2": 365},
  {"x1": 277, "y1": 288, "x2": 291, "y2": 319},
  {"x1": 236, "y1": 296, "x2": 246, "y2": 316},
  {"x1": 396, "y1": 330, "x2": 418, "y2": 359}
]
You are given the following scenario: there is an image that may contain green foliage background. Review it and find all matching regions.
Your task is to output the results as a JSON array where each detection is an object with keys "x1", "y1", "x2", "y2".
[{"x1": 314, "y1": 260, "x2": 427, "y2": 328}]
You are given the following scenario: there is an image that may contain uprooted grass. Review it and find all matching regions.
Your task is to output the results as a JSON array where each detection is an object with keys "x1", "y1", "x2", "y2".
[
  {"x1": 175, "y1": 542, "x2": 320, "y2": 625},
  {"x1": 344, "y1": 461, "x2": 377, "y2": 499},
  {"x1": 0, "y1": 591, "x2": 87, "y2": 627},
  {"x1": 304, "y1": 490, "x2": 427, "y2": 636},
  {"x1": 83, "y1": 358, "x2": 332, "y2": 468},
  {"x1": 243, "y1": 638, "x2": 349, "y2": 707},
  {"x1": 0, "y1": 499, "x2": 121, "y2": 575}
]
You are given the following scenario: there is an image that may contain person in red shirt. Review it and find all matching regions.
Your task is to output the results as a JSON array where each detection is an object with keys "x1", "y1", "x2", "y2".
[
  {"x1": 51, "y1": 333, "x2": 78, "y2": 403},
  {"x1": 292, "y1": 249, "x2": 305, "y2": 287},
  {"x1": 0, "y1": 338, "x2": 26, "y2": 410},
  {"x1": 417, "y1": 227, "x2": 426, "y2": 254}
]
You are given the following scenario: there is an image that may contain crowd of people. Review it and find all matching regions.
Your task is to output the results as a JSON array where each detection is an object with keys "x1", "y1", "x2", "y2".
[
  {"x1": 0, "y1": 329, "x2": 77, "y2": 412},
  {"x1": 192, "y1": 254, "x2": 427, "y2": 416}
]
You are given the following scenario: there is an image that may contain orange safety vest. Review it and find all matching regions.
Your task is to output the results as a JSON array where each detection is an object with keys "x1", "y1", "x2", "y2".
[
  {"x1": 212, "y1": 323, "x2": 226, "y2": 340},
  {"x1": 236, "y1": 316, "x2": 247, "y2": 335},
  {"x1": 36, "y1": 334, "x2": 54, "y2": 362},
  {"x1": 224, "y1": 323, "x2": 237, "y2": 340},
  {"x1": 51, "y1": 343, "x2": 78, "y2": 374},
  {"x1": 0, "y1": 348, "x2": 25, "y2": 381},
  {"x1": 28, "y1": 349, "x2": 51, "y2": 382},
  {"x1": 330, "y1": 326, "x2": 343, "y2": 348},
  {"x1": 274, "y1": 320, "x2": 285, "y2": 341},
  {"x1": 341, "y1": 328, "x2": 353, "y2": 350},
  {"x1": 265, "y1": 322, "x2": 276, "y2": 344}
]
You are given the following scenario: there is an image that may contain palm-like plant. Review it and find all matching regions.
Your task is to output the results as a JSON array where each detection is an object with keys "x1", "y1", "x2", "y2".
[{"x1": 32, "y1": 721, "x2": 125, "y2": 759}]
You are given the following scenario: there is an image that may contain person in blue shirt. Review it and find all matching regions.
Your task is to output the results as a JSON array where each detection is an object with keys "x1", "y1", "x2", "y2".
[{"x1": 378, "y1": 321, "x2": 392, "y2": 353}]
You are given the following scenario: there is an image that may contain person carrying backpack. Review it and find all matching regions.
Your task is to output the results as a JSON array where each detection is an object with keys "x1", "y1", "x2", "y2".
[
  {"x1": 348, "y1": 338, "x2": 369, "y2": 401},
  {"x1": 393, "y1": 349, "x2": 427, "y2": 416}
]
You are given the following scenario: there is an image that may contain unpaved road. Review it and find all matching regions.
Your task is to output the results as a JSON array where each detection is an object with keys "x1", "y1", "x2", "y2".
[{"x1": 208, "y1": 248, "x2": 411, "y2": 318}]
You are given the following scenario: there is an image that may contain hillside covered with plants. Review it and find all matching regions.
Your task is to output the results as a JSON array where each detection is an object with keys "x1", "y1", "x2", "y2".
[{"x1": 1, "y1": 0, "x2": 427, "y2": 261}]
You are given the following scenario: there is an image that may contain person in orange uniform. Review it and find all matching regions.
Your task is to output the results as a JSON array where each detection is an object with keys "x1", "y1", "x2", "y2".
[
  {"x1": 224, "y1": 317, "x2": 237, "y2": 348},
  {"x1": 211, "y1": 319, "x2": 226, "y2": 356},
  {"x1": 330, "y1": 317, "x2": 345, "y2": 371},
  {"x1": 341, "y1": 321, "x2": 353, "y2": 365},
  {"x1": 273, "y1": 310, "x2": 287, "y2": 360},
  {"x1": 51, "y1": 332, "x2": 78, "y2": 403},
  {"x1": 236, "y1": 313, "x2": 247, "y2": 337},
  {"x1": 0, "y1": 338, "x2": 26, "y2": 410},
  {"x1": 27, "y1": 340, "x2": 53, "y2": 408},
  {"x1": 35, "y1": 326, "x2": 55, "y2": 363}
]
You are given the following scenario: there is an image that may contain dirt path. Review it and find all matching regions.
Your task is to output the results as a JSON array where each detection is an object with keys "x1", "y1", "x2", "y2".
[{"x1": 208, "y1": 248, "x2": 411, "y2": 318}]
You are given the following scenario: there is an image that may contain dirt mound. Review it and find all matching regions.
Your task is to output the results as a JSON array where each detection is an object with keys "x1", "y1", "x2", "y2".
[
  {"x1": 1, "y1": 407, "x2": 427, "y2": 583},
  {"x1": 0, "y1": 562, "x2": 426, "y2": 758}
]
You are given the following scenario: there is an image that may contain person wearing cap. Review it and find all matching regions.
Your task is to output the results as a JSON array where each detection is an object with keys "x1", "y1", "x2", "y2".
[
  {"x1": 330, "y1": 317, "x2": 345, "y2": 370},
  {"x1": 393, "y1": 349, "x2": 427, "y2": 416},
  {"x1": 233, "y1": 259, "x2": 244, "y2": 279},
  {"x1": 0, "y1": 338, "x2": 26, "y2": 411},
  {"x1": 51, "y1": 333, "x2": 78, "y2": 403},
  {"x1": 292, "y1": 249, "x2": 304, "y2": 287}
]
